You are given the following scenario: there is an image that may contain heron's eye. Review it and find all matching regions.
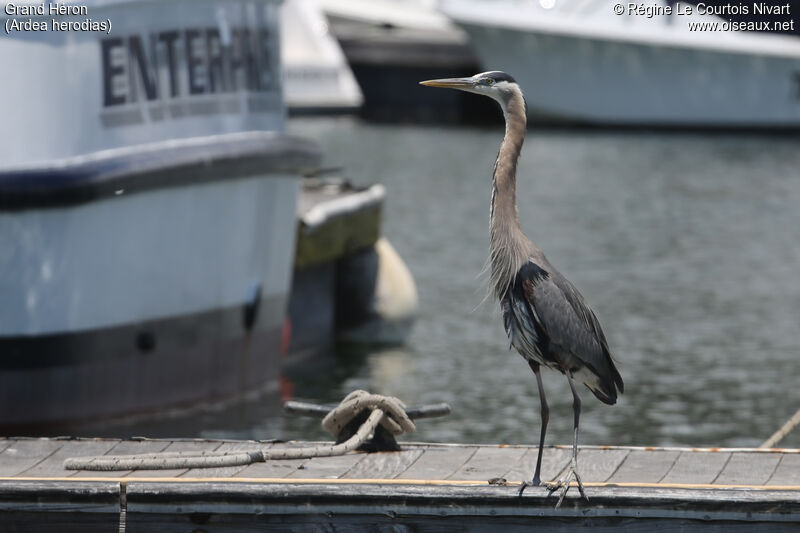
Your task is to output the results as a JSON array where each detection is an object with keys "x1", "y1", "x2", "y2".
[{"x1": 485, "y1": 78, "x2": 495, "y2": 85}]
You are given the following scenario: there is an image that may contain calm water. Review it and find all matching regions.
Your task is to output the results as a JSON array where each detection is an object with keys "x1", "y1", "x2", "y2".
[{"x1": 120, "y1": 118, "x2": 800, "y2": 449}]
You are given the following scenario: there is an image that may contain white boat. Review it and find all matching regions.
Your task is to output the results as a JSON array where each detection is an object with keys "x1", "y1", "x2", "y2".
[
  {"x1": 0, "y1": 0, "x2": 320, "y2": 428},
  {"x1": 316, "y1": 0, "x2": 492, "y2": 121},
  {"x1": 318, "y1": 0, "x2": 456, "y2": 32},
  {"x1": 281, "y1": 0, "x2": 363, "y2": 112},
  {"x1": 441, "y1": 0, "x2": 800, "y2": 127}
]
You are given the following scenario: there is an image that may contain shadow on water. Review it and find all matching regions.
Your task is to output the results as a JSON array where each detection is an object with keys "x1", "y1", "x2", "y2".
[{"x1": 62, "y1": 344, "x2": 376, "y2": 441}]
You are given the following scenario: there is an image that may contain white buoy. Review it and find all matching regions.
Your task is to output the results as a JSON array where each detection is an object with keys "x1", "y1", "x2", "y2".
[{"x1": 338, "y1": 237, "x2": 418, "y2": 344}]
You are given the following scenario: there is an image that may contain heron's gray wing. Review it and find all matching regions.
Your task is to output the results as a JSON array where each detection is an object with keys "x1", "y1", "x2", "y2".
[
  {"x1": 549, "y1": 272, "x2": 610, "y2": 352},
  {"x1": 523, "y1": 275, "x2": 605, "y2": 369},
  {"x1": 518, "y1": 263, "x2": 623, "y2": 401}
]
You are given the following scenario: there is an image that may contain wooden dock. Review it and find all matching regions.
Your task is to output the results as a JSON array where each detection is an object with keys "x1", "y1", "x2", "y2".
[{"x1": 1, "y1": 437, "x2": 799, "y2": 531}]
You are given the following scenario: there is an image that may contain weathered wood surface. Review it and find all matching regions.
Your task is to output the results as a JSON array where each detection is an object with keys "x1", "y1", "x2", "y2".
[{"x1": 1, "y1": 437, "x2": 799, "y2": 532}]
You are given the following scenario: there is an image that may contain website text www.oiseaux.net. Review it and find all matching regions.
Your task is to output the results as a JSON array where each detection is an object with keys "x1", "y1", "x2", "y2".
[{"x1": 618, "y1": 3, "x2": 795, "y2": 33}]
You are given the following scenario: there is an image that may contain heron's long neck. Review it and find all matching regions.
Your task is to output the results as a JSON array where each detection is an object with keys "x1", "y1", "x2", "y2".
[{"x1": 490, "y1": 89, "x2": 530, "y2": 300}]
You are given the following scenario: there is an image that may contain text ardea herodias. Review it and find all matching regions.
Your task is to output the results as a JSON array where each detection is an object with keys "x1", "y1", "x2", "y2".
[{"x1": 420, "y1": 71, "x2": 624, "y2": 506}]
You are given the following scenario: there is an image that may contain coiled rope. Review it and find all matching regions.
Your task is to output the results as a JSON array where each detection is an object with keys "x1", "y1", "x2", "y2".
[{"x1": 64, "y1": 390, "x2": 415, "y2": 471}]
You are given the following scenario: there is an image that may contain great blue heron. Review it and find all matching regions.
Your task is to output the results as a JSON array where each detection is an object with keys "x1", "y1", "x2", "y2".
[{"x1": 420, "y1": 71, "x2": 624, "y2": 506}]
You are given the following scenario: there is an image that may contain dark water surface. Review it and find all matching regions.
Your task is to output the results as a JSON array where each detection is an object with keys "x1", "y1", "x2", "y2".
[{"x1": 123, "y1": 118, "x2": 800, "y2": 449}]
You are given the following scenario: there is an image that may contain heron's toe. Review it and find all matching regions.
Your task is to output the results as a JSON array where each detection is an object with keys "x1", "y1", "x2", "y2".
[
  {"x1": 545, "y1": 468, "x2": 588, "y2": 508},
  {"x1": 517, "y1": 473, "x2": 547, "y2": 496}
]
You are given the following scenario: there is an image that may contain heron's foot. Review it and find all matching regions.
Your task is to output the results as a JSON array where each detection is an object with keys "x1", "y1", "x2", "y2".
[
  {"x1": 545, "y1": 464, "x2": 588, "y2": 508},
  {"x1": 517, "y1": 474, "x2": 543, "y2": 496}
]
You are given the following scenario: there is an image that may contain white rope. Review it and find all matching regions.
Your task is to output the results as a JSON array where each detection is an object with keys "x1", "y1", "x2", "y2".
[
  {"x1": 760, "y1": 408, "x2": 800, "y2": 448},
  {"x1": 322, "y1": 390, "x2": 415, "y2": 436},
  {"x1": 64, "y1": 390, "x2": 415, "y2": 471}
]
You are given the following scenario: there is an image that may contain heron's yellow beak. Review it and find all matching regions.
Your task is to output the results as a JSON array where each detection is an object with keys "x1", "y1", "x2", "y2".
[{"x1": 419, "y1": 77, "x2": 474, "y2": 89}]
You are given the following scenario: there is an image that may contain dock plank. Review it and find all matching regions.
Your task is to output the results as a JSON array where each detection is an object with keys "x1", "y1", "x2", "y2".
[
  {"x1": 661, "y1": 451, "x2": 731, "y2": 485},
  {"x1": 767, "y1": 454, "x2": 800, "y2": 485},
  {"x1": 288, "y1": 452, "x2": 366, "y2": 479},
  {"x1": 395, "y1": 445, "x2": 476, "y2": 480},
  {"x1": 0, "y1": 439, "x2": 64, "y2": 476},
  {"x1": 236, "y1": 459, "x2": 308, "y2": 479},
  {"x1": 342, "y1": 449, "x2": 424, "y2": 479},
  {"x1": 449, "y1": 446, "x2": 527, "y2": 481},
  {"x1": 0, "y1": 441, "x2": 12, "y2": 456},
  {"x1": 572, "y1": 448, "x2": 630, "y2": 483},
  {"x1": 502, "y1": 446, "x2": 572, "y2": 483},
  {"x1": 3, "y1": 439, "x2": 800, "y2": 530},
  {"x1": 19, "y1": 440, "x2": 119, "y2": 478},
  {"x1": 714, "y1": 452, "x2": 782, "y2": 485},
  {"x1": 122, "y1": 478, "x2": 800, "y2": 532},
  {"x1": 235, "y1": 442, "x2": 310, "y2": 479},
  {"x1": 0, "y1": 479, "x2": 120, "y2": 533},
  {"x1": 608, "y1": 450, "x2": 680, "y2": 484}
]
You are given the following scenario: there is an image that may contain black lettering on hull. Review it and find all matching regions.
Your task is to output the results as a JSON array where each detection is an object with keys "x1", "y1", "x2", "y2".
[{"x1": 100, "y1": 22, "x2": 280, "y2": 109}]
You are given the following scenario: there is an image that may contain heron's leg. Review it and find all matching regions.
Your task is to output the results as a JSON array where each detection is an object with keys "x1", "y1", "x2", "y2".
[
  {"x1": 567, "y1": 371, "x2": 581, "y2": 472},
  {"x1": 546, "y1": 371, "x2": 588, "y2": 507},
  {"x1": 518, "y1": 361, "x2": 549, "y2": 496},
  {"x1": 532, "y1": 364, "x2": 549, "y2": 485}
]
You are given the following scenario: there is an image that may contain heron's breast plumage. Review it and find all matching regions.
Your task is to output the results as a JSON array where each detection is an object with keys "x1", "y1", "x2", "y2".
[{"x1": 501, "y1": 262, "x2": 559, "y2": 371}]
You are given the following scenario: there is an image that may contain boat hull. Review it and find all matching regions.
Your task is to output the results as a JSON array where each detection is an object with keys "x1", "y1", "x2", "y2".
[
  {"x1": 0, "y1": 133, "x2": 320, "y2": 429},
  {"x1": 450, "y1": 6, "x2": 800, "y2": 127},
  {"x1": 0, "y1": 307, "x2": 283, "y2": 428}
]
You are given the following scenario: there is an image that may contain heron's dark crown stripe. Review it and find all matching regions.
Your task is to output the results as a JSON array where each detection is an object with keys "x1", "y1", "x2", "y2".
[{"x1": 481, "y1": 71, "x2": 517, "y2": 84}]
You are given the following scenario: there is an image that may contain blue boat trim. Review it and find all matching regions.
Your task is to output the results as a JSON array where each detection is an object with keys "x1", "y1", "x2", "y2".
[{"x1": 0, "y1": 133, "x2": 321, "y2": 210}]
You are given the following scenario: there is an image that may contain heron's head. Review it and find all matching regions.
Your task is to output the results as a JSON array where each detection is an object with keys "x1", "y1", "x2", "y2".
[{"x1": 420, "y1": 71, "x2": 521, "y2": 114}]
